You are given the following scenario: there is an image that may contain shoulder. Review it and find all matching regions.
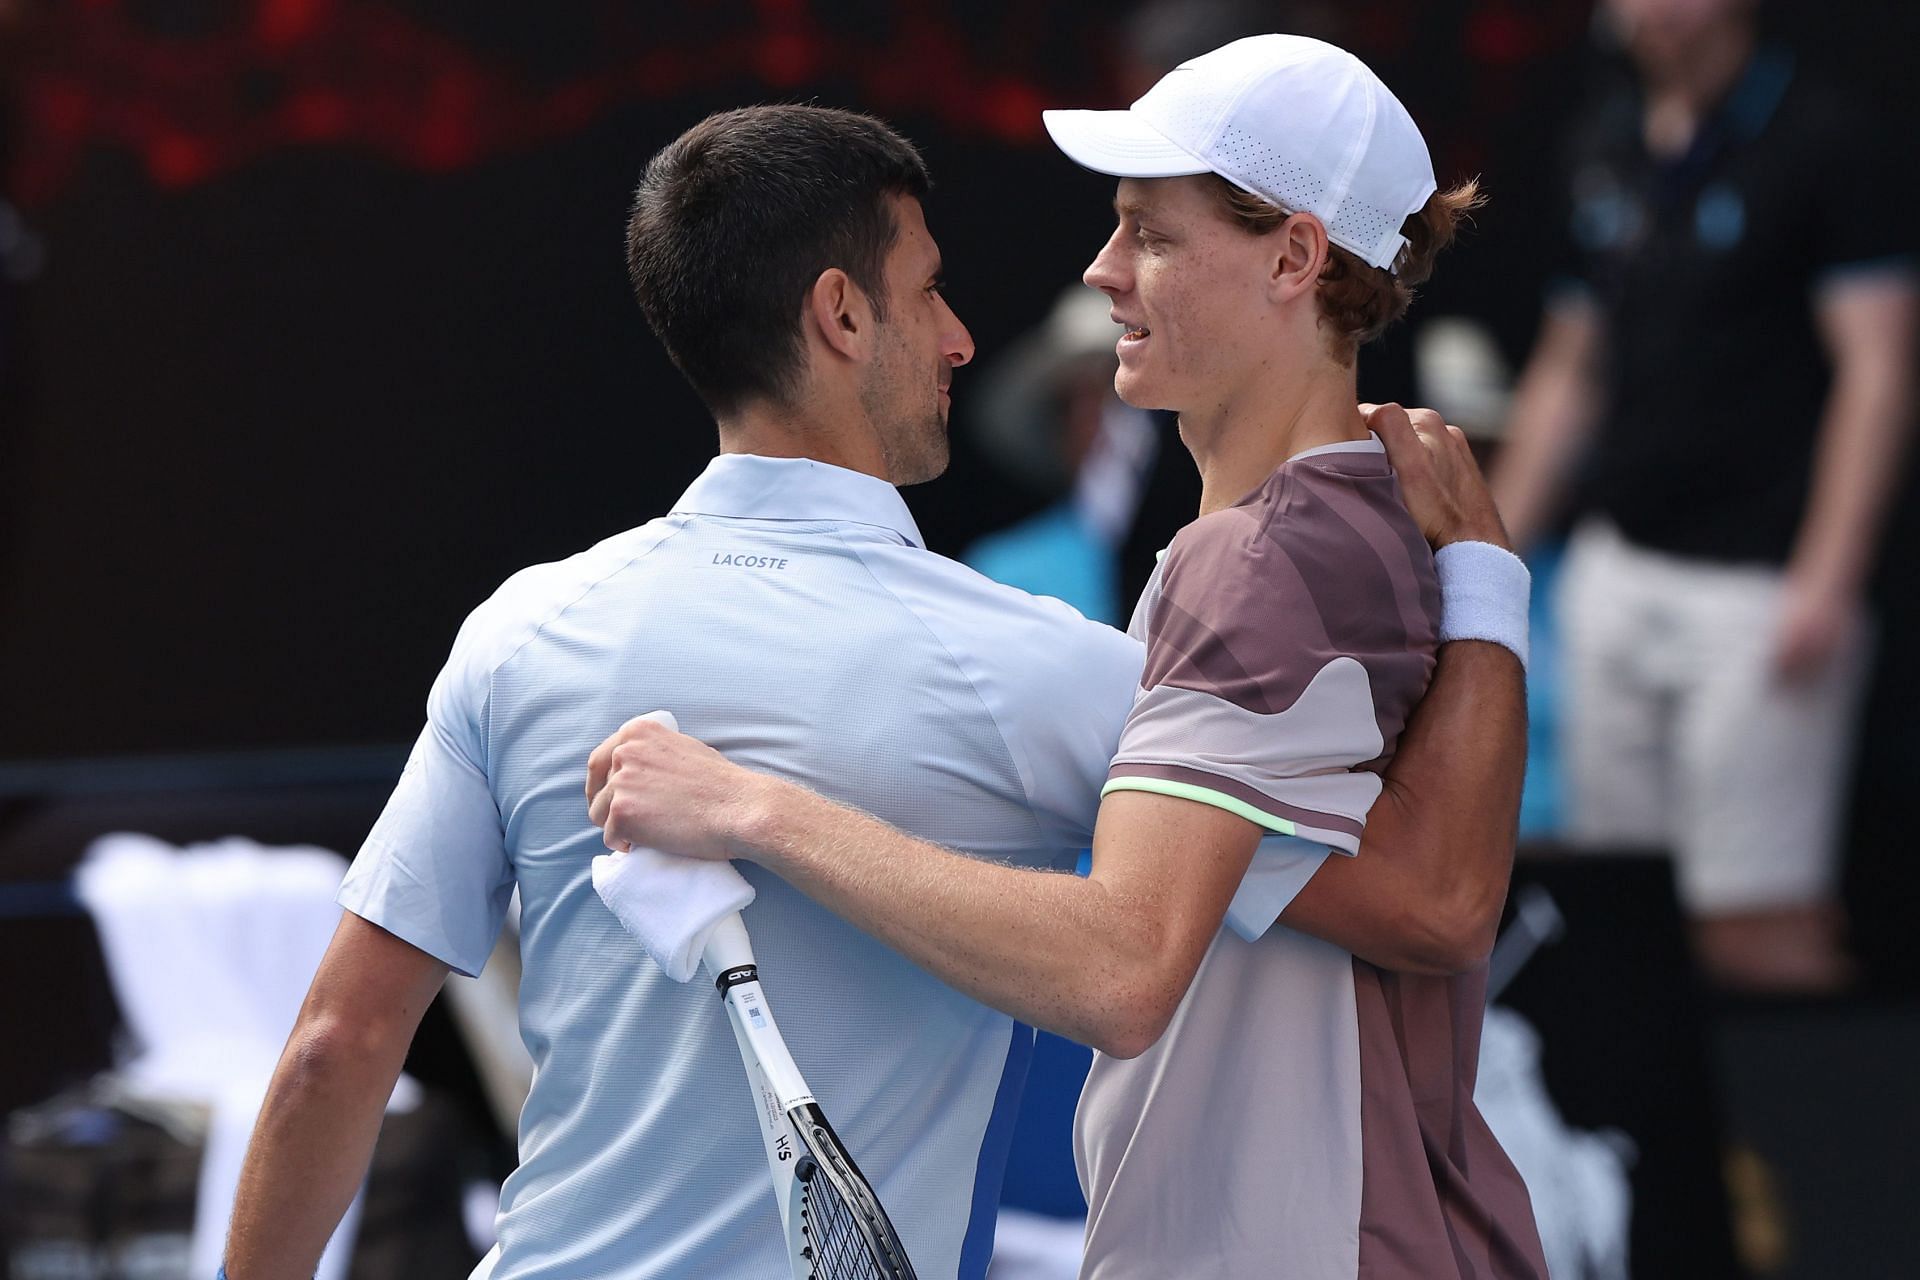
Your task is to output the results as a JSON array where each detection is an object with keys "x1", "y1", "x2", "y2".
[
  {"x1": 1775, "y1": 61, "x2": 1870, "y2": 135},
  {"x1": 1162, "y1": 456, "x2": 1434, "y2": 630},
  {"x1": 432, "y1": 519, "x2": 687, "y2": 714},
  {"x1": 853, "y1": 538, "x2": 1144, "y2": 706},
  {"x1": 1147, "y1": 456, "x2": 1436, "y2": 712},
  {"x1": 857, "y1": 539, "x2": 1132, "y2": 644}
]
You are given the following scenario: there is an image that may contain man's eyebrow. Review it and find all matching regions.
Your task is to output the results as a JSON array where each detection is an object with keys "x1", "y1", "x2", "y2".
[{"x1": 1113, "y1": 196, "x2": 1150, "y2": 221}]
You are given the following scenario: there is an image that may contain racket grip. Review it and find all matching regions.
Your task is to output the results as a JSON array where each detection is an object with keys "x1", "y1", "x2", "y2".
[{"x1": 702, "y1": 911, "x2": 757, "y2": 976}]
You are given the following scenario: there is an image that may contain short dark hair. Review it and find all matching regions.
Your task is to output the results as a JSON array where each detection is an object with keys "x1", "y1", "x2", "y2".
[{"x1": 626, "y1": 105, "x2": 932, "y2": 416}]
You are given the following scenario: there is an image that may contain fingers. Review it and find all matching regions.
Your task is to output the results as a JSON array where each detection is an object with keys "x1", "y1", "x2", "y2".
[
  {"x1": 585, "y1": 710, "x2": 679, "y2": 799},
  {"x1": 585, "y1": 711, "x2": 680, "y2": 852},
  {"x1": 1367, "y1": 404, "x2": 1499, "y2": 550},
  {"x1": 589, "y1": 735, "x2": 656, "y2": 829},
  {"x1": 1370, "y1": 403, "x2": 1435, "y2": 477},
  {"x1": 1362, "y1": 401, "x2": 1413, "y2": 440},
  {"x1": 1386, "y1": 406, "x2": 1473, "y2": 475},
  {"x1": 586, "y1": 735, "x2": 614, "y2": 799}
]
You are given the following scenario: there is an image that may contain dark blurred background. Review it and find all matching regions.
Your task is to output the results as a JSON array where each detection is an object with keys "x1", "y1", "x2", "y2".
[
  {"x1": 0, "y1": 0, "x2": 1623, "y2": 758},
  {"x1": 2, "y1": 3, "x2": 1916, "y2": 1278}
]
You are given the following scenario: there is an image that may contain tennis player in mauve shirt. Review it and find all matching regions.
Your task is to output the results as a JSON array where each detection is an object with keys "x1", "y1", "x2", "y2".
[{"x1": 591, "y1": 37, "x2": 1547, "y2": 1279}]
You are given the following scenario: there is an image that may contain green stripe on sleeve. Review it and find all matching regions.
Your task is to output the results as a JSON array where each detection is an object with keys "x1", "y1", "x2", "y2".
[{"x1": 1100, "y1": 776, "x2": 1299, "y2": 836}]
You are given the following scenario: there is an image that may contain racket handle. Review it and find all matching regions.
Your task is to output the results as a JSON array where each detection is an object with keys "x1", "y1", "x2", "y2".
[{"x1": 702, "y1": 910, "x2": 757, "y2": 976}]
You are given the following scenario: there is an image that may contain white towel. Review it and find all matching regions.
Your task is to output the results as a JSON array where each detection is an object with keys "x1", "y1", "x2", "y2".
[
  {"x1": 592, "y1": 848, "x2": 755, "y2": 981},
  {"x1": 589, "y1": 711, "x2": 756, "y2": 982}
]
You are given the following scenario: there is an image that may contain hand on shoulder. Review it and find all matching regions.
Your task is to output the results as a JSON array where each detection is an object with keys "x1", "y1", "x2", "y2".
[{"x1": 1363, "y1": 403, "x2": 1511, "y2": 551}]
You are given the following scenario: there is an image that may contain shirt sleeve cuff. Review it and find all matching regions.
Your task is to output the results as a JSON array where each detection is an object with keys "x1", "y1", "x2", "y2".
[{"x1": 1101, "y1": 771, "x2": 1364, "y2": 854}]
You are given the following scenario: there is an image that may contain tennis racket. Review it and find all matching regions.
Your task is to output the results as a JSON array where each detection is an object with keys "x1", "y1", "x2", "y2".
[{"x1": 702, "y1": 912, "x2": 920, "y2": 1280}]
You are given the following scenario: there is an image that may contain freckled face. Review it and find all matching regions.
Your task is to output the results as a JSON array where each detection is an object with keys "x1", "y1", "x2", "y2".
[{"x1": 1081, "y1": 176, "x2": 1282, "y2": 416}]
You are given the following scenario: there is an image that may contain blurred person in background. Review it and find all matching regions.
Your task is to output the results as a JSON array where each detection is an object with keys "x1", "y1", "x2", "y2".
[{"x1": 1491, "y1": 0, "x2": 1917, "y2": 991}]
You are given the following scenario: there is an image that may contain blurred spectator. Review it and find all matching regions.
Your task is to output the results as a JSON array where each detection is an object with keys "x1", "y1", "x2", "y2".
[
  {"x1": 1491, "y1": 0, "x2": 1918, "y2": 991},
  {"x1": 962, "y1": 285, "x2": 1155, "y2": 626}
]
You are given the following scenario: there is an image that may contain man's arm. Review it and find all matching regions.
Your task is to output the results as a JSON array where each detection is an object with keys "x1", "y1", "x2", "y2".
[
  {"x1": 1279, "y1": 643, "x2": 1523, "y2": 971},
  {"x1": 718, "y1": 778, "x2": 1256, "y2": 1060},
  {"x1": 1280, "y1": 405, "x2": 1528, "y2": 972},
  {"x1": 588, "y1": 409, "x2": 1527, "y2": 1054},
  {"x1": 1772, "y1": 275, "x2": 1917, "y2": 680},
  {"x1": 224, "y1": 911, "x2": 448, "y2": 1280},
  {"x1": 1488, "y1": 301, "x2": 1604, "y2": 550}
]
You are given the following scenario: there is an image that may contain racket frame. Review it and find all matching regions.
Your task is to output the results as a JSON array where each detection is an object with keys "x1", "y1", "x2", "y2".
[{"x1": 703, "y1": 912, "x2": 918, "y2": 1279}]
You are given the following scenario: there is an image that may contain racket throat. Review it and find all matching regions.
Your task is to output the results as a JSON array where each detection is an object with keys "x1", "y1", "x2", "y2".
[{"x1": 789, "y1": 1103, "x2": 921, "y2": 1280}]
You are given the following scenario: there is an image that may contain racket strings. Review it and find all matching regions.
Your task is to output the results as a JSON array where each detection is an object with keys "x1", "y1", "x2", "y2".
[{"x1": 800, "y1": 1169, "x2": 890, "y2": 1280}]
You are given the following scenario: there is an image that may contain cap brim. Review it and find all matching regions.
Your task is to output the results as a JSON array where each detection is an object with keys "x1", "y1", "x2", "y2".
[{"x1": 1042, "y1": 109, "x2": 1211, "y2": 179}]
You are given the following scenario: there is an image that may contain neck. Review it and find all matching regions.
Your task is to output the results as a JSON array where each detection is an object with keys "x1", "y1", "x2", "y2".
[
  {"x1": 716, "y1": 394, "x2": 890, "y2": 483},
  {"x1": 1181, "y1": 352, "x2": 1366, "y2": 516},
  {"x1": 1647, "y1": 22, "x2": 1755, "y2": 118}
]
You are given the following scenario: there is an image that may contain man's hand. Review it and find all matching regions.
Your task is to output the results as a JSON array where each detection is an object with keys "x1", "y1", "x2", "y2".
[
  {"x1": 1364, "y1": 403, "x2": 1511, "y2": 550},
  {"x1": 1772, "y1": 570, "x2": 1862, "y2": 683},
  {"x1": 585, "y1": 711, "x2": 766, "y2": 858}
]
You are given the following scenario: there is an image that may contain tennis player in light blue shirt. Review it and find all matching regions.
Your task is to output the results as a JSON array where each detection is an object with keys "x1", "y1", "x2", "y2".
[
  {"x1": 343, "y1": 452, "x2": 1141, "y2": 1279},
  {"x1": 220, "y1": 106, "x2": 1140, "y2": 1280}
]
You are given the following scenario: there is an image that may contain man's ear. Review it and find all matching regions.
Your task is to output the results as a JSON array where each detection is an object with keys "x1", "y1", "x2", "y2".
[
  {"x1": 1270, "y1": 212, "x2": 1330, "y2": 303},
  {"x1": 805, "y1": 267, "x2": 875, "y2": 362}
]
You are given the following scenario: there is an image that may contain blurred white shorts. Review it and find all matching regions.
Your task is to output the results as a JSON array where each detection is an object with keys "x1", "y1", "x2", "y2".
[{"x1": 1555, "y1": 520, "x2": 1872, "y2": 913}]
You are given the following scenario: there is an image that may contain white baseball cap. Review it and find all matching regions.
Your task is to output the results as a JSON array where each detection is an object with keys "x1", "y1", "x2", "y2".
[{"x1": 1043, "y1": 35, "x2": 1438, "y2": 272}]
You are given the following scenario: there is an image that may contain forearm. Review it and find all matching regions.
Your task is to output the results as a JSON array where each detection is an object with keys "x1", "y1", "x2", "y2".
[
  {"x1": 734, "y1": 785, "x2": 1174, "y2": 1055},
  {"x1": 224, "y1": 1018, "x2": 409, "y2": 1280},
  {"x1": 1790, "y1": 360, "x2": 1915, "y2": 593},
  {"x1": 1281, "y1": 639, "x2": 1527, "y2": 971},
  {"x1": 1490, "y1": 311, "x2": 1601, "y2": 549}
]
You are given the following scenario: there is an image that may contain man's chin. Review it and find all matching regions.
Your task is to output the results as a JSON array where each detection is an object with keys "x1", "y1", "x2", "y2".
[
  {"x1": 1114, "y1": 371, "x2": 1173, "y2": 413},
  {"x1": 894, "y1": 431, "x2": 950, "y2": 487}
]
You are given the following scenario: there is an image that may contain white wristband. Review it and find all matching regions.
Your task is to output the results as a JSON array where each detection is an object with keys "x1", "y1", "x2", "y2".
[{"x1": 1435, "y1": 541, "x2": 1531, "y2": 670}]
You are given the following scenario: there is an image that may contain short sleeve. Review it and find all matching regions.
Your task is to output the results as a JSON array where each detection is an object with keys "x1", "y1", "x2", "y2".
[
  {"x1": 1000, "y1": 606, "x2": 1144, "y2": 850},
  {"x1": 1808, "y1": 92, "x2": 1919, "y2": 283},
  {"x1": 1543, "y1": 91, "x2": 1627, "y2": 308},
  {"x1": 1101, "y1": 498, "x2": 1398, "y2": 856},
  {"x1": 338, "y1": 649, "x2": 514, "y2": 978}
]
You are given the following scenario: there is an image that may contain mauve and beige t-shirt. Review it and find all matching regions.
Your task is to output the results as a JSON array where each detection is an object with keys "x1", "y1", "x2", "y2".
[{"x1": 1078, "y1": 437, "x2": 1547, "y2": 1279}]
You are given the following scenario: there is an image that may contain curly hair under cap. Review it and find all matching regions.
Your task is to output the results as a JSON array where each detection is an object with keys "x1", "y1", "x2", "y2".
[{"x1": 1207, "y1": 174, "x2": 1483, "y2": 365}]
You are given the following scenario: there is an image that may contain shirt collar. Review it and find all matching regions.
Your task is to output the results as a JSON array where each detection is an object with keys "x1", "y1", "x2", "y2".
[
  {"x1": 1721, "y1": 46, "x2": 1793, "y2": 141},
  {"x1": 669, "y1": 453, "x2": 927, "y2": 549},
  {"x1": 1291, "y1": 432, "x2": 1385, "y2": 462},
  {"x1": 1152, "y1": 432, "x2": 1388, "y2": 563}
]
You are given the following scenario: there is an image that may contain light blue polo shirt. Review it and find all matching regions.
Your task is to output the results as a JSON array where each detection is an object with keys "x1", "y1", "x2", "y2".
[{"x1": 338, "y1": 453, "x2": 1144, "y2": 1280}]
